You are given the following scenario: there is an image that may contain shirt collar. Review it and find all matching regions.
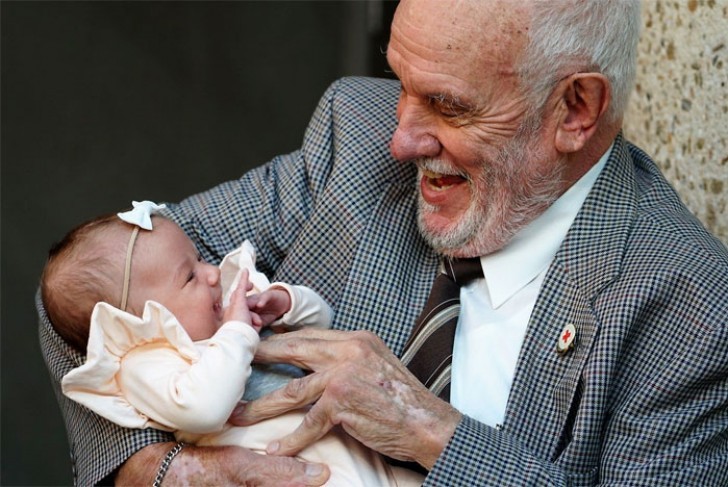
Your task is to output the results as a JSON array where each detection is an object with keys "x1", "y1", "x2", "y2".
[{"x1": 480, "y1": 143, "x2": 613, "y2": 308}]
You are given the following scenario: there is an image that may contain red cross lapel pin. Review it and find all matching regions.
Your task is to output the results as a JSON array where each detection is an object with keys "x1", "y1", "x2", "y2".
[{"x1": 556, "y1": 323, "x2": 577, "y2": 355}]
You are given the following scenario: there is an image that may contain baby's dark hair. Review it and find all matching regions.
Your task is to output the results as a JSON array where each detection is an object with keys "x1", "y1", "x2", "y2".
[{"x1": 40, "y1": 213, "x2": 131, "y2": 353}]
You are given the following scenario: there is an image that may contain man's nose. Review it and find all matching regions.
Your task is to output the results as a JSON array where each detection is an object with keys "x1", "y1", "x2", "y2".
[{"x1": 390, "y1": 94, "x2": 441, "y2": 161}]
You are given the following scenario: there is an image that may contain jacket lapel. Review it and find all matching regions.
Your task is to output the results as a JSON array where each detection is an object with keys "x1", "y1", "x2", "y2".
[
  {"x1": 335, "y1": 180, "x2": 439, "y2": 355},
  {"x1": 503, "y1": 134, "x2": 637, "y2": 460},
  {"x1": 274, "y1": 150, "x2": 438, "y2": 355}
]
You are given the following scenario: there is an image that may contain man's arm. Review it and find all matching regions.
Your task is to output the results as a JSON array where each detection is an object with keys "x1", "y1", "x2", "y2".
[
  {"x1": 118, "y1": 443, "x2": 329, "y2": 486},
  {"x1": 233, "y1": 311, "x2": 728, "y2": 486}
]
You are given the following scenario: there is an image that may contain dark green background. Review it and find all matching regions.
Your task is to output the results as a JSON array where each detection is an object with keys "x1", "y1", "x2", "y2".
[{"x1": 1, "y1": 2, "x2": 396, "y2": 484}]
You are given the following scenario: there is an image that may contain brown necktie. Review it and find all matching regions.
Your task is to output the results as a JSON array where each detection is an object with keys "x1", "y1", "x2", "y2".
[{"x1": 401, "y1": 257, "x2": 483, "y2": 401}]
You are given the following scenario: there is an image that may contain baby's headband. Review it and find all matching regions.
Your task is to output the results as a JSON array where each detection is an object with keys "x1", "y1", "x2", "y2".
[{"x1": 117, "y1": 201, "x2": 166, "y2": 311}]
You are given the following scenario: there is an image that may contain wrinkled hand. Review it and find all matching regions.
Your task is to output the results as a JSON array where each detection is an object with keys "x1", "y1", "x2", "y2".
[
  {"x1": 229, "y1": 328, "x2": 462, "y2": 470},
  {"x1": 117, "y1": 442, "x2": 330, "y2": 486}
]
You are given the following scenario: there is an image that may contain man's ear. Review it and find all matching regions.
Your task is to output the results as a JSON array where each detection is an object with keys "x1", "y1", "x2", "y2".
[{"x1": 554, "y1": 73, "x2": 610, "y2": 153}]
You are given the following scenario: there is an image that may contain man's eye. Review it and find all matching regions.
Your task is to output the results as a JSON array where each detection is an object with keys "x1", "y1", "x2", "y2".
[
  {"x1": 186, "y1": 272, "x2": 195, "y2": 284},
  {"x1": 429, "y1": 96, "x2": 465, "y2": 118},
  {"x1": 439, "y1": 107, "x2": 460, "y2": 118}
]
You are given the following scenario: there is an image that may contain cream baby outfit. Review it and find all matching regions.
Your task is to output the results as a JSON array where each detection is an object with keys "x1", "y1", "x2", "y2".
[{"x1": 62, "y1": 240, "x2": 423, "y2": 487}]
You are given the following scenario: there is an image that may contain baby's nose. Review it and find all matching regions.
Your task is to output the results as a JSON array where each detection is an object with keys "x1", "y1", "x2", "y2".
[{"x1": 206, "y1": 264, "x2": 221, "y2": 286}]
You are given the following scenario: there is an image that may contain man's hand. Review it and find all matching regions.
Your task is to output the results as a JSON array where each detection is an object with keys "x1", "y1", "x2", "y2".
[
  {"x1": 117, "y1": 442, "x2": 330, "y2": 486},
  {"x1": 229, "y1": 328, "x2": 462, "y2": 470}
]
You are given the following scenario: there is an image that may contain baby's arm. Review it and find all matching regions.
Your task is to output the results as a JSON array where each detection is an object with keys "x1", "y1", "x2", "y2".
[
  {"x1": 255, "y1": 283, "x2": 333, "y2": 331},
  {"x1": 119, "y1": 274, "x2": 260, "y2": 433},
  {"x1": 246, "y1": 286, "x2": 291, "y2": 328},
  {"x1": 119, "y1": 322, "x2": 259, "y2": 433}
]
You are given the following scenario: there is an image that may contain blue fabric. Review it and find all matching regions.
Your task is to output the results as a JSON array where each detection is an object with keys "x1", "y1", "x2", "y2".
[{"x1": 39, "y1": 76, "x2": 728, "y2": 485}]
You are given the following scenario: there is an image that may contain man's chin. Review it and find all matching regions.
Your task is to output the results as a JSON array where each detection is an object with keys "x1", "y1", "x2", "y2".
[
  {"x1": 417, "y1": 211, "x2": 511, "y2": 258},
  {"x1": 418, "y1": 215, "x2": 473, "y2": 256}
]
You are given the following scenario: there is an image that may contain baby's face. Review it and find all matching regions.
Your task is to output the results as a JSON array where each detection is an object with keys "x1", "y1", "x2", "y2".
[{"x1": 128, "y1": 219, "x2": 224, "y2": 341}]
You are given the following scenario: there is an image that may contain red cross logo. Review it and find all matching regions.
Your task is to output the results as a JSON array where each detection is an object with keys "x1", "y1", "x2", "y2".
[
  {"x1": 561, "y1": 328, "x2": 572, "y2": 344},
  {"x1": 557, "y1": 323, "x2": 577, "y2": 354}
]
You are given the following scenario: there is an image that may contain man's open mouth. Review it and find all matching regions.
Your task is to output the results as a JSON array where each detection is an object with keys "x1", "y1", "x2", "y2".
[{"x1": 422, "y1": 169, "x2": 468, "y2": 190}]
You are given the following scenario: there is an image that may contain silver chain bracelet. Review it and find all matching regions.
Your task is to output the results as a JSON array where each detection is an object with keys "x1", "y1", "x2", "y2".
[{"x1": 152, "y1": 442, "x2": 186, "y2": 487}]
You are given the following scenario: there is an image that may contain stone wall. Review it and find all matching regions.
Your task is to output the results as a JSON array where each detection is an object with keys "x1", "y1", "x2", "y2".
[{"x1": 623, "y1": 0, "x2": 727, "y2": 245}]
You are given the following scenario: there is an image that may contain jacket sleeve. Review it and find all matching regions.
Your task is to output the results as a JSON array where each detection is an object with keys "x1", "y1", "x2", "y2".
[
  {"x1": 428, "y1": 269, "x2": 728, "y2": 486},
  {"x1": 38, "y1": 291, "x2": 173, "y2": 486},
  {"x1": 162, "y1": 81, "x2": 347, "y2": 276}
]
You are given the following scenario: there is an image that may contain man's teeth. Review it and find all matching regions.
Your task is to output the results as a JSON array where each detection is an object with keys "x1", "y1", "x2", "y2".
[{"x1": 423, "y1": 170, "x2": 466, "y2": 189}]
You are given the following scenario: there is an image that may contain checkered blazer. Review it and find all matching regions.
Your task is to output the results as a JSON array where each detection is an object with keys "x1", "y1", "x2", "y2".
[{"x1": 39, "y1": 77, "x2": 728, "y2": 485}]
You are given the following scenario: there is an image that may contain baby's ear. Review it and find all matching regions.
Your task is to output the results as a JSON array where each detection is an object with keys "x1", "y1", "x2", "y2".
[{"x1": 554, "y1": 73, "x2": 610, "y2": 153}]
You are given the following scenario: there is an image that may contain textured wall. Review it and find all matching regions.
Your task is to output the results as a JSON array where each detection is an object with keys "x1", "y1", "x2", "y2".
[{"x1": 623, "y1": 0, "x2": 728, "y2": 245}]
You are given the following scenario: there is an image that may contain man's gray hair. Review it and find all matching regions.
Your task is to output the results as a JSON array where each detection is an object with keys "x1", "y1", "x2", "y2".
[{"x1": 519, "y1": 0, "x2": 641, "y2": 124}]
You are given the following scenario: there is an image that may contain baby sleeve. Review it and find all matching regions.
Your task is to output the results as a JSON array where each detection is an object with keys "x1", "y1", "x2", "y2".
[{"x1": 268, "y1": 282, "x2": 334, "y2": 331}]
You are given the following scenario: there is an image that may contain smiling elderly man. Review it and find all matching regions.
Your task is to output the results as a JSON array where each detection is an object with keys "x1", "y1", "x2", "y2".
[{"x1": 39, "y1": 0, "x2": 728, "y2": 485}]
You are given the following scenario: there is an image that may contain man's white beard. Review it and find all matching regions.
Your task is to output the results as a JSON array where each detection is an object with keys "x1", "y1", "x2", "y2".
[{"x1": 416, "y1": 129, "x2": 565, "y2": 258}]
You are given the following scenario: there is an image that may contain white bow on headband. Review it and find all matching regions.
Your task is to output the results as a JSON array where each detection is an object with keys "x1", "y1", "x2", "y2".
[
  {"x1": 117, "y1": 201, "x2": 167, "y2": 230},
  {"x1": 117, "y1": 200, "x2": 166, "y2": 311}
]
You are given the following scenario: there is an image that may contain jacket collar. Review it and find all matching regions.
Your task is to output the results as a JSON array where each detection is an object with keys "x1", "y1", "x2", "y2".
[{"x1": 555, "y1": 132, "x2": 637, "y2": 299}]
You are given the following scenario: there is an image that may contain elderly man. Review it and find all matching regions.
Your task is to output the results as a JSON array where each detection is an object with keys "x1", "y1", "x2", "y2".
[{"x1": 39, "y1": 0, "x2": 727, "y2": 485}]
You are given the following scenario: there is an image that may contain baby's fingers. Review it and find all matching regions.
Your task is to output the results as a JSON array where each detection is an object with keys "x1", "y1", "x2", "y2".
[
  {"x1": 225, "y1": 270, "x2": 253, "y2": 324},
  {"x1": 236, "y1": 269, "x2": 251, "y2": 292},
  {"x1": 250, "y1": 311, "x2": 263, "y2": 332},
  {"x1": 254, "y1": 291, "x2": 272, "y2": 309}
]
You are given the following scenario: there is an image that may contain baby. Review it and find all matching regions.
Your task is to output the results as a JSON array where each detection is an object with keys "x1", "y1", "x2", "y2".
[{"x1": 41, "y1": 201, "x2": 423, "y2": 487}]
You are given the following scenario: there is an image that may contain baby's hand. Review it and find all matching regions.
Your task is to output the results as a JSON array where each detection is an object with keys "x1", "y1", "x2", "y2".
[
  {"x1": 223, "y1": 270, "x2": 262, "y2": 332},
  {"x1": 247, "y1": 287, "x2": 292, "y2": 328}
]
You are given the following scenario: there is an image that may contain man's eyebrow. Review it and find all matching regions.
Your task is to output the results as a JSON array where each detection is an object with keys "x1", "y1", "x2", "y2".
[{"x1": 427, "y1": 92, "x2": 473, "y2": 112}]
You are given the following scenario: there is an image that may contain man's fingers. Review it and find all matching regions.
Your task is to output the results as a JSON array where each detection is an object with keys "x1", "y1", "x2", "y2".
[
  {"x1": 263, "y1": 327, "x2": 368, "y2": 344},
  {"x1": 119, "y1": 443, "x2": 331, "y2": 486},
  {"x1": 256, "y1": 329, "x2": 385, "y2": 370},
  {"x1": 241, "y1": 450, "x2": 330, "y2": 487},
  {"x1": 267, "y1": 401, "x2": 334, "y2": 457},
  {"x1": 232, "y1": 372, "x2": 327, "y2": 425},
  {"x1": 302, "y1": 463, "x2": 330, "y2": 486}
]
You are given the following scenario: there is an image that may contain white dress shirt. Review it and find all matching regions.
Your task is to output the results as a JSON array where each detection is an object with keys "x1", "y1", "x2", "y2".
[{"x1": 451, "y1": 145, "x2": 612, "y2": 427}]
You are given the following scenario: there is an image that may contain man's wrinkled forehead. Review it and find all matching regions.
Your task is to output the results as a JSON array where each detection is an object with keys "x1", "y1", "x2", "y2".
[
  {"x1": 390, "y1": 0, "x2": 531, "y2": 65},
  {"x1": 388, "y1": 0, "x2": 531, "y2": 85}
]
